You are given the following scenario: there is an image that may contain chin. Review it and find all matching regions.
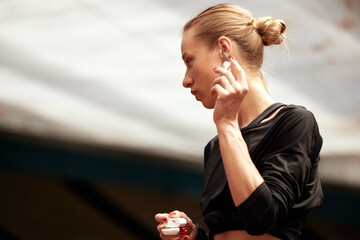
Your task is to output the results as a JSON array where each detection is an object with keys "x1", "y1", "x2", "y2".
[{"x1": 201, "y1": 99, "x2": 215, "y2": 109}]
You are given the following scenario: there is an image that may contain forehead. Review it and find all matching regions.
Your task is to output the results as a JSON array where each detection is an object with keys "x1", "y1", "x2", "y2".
[{"x1": 181, "y1": 28, "x2": 201, "y2": 54}]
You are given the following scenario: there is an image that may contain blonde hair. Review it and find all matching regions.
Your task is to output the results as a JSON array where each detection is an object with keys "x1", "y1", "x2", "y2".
[{"x1": 183, "y1": 3, "x2": 286, "y2": 74}]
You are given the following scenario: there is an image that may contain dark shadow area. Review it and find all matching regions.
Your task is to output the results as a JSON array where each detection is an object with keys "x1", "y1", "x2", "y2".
[{"x1": 63, "y1": 179, "x2": 158, "y2": 240}]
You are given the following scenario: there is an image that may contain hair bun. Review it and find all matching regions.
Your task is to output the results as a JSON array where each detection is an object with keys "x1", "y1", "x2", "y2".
[{"x1": 254, "y1": 17, "x2": 286, "y2": 46}]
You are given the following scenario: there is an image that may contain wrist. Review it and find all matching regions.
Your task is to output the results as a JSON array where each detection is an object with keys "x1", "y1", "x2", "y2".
[{"x1": 216, "y1": 120, "x2": 240, "y2": 134}]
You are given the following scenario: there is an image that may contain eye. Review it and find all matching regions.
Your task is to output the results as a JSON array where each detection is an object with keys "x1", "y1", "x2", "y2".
[{"x1": 185, "y1": 58, "x2": 193, "y2": 67}]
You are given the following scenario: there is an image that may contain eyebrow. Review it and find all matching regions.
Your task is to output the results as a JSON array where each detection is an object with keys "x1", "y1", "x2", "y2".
[{"x1": 182, "y1": 52, "x2": 187, "y2": 60}]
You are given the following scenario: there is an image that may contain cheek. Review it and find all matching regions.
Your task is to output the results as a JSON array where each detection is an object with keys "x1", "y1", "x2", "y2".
[
  {"x1": 194, "y1": 68, "x2": 217, "y2": 108},
  {"x1": 193, "y1": 64, "x2": 215, "y2": 88}
]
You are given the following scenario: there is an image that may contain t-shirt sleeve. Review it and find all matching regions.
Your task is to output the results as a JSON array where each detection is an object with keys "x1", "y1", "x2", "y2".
[{"x1": 236, "y1": 107, "x2": 321, "y2": 235}]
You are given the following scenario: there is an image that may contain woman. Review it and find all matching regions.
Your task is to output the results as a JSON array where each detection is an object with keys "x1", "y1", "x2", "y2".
[{"x1": 155, "y1": 3, "x2": 323, "y2": 240}]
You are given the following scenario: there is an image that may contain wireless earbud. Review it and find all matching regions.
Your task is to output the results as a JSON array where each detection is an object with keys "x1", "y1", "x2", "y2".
[
  {"x1": 222, "y1": 51, "x2": 228, "y2": 60},
  {"x1": 223, "y1": 61, "x2": 230, "y2": 69},
  {"x1": 221, "y1": 50, "x2": 230, "y2": 70},
  {"x1": 161, "y1": 218, "x2": 187, "y2": 236}
]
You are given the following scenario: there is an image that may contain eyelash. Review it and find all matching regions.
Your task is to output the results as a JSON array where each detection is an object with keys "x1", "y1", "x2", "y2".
[{"x1": 185, "y1": 59, "x2": 192, "y2": 67}]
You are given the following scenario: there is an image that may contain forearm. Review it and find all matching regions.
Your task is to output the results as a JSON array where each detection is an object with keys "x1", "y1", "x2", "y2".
[{"x1": 216, "y1": 122, "x2": 264, "y2": 206}]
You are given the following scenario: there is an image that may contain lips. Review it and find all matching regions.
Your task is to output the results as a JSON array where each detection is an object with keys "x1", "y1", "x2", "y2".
[{"x1": 191, "y1": 90, "x2": 200, "y2": 100}]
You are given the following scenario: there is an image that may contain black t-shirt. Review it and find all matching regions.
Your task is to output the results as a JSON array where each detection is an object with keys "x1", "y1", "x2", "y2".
[{"x1": 200, "y1": 103, "x2": 323, "y2": 240}]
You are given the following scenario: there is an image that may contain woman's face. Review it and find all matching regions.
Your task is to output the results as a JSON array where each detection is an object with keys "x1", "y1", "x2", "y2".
[{"x1": 181, "y1": 28, "x2": 222, "y2": 109}]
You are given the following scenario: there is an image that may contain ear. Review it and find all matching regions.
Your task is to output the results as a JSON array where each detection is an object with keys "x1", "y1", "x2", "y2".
[{"x1": 217, "y1": 36, "x2": 232, "y2": 59}]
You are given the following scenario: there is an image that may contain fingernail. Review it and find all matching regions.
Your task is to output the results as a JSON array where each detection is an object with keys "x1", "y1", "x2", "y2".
[
  {"x1": 212, "y1": 67, "x2": 217, "y2": 70},
  {"x1": 230, "y1": 55, "x2": 236, "y2": 60},
  {"x1": 163, "y1": 217, "x2": 168, "y2": 222},
  {"x1": 180, "y1": 227, "x2": 186, "y2": 232},
  {"x1": 184, "y1": 236, "x2": 189, "y2": 240},
  {"x1": 169, "y1": 212, "x2": 176, "y2": 215},
  {"x1": 181, "y1": 230, "x2": 188, "y2": 235}
]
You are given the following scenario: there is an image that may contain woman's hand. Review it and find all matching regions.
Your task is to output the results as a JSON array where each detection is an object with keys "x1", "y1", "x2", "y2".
[
  {"x1": 155, "y1": 210, "x2": 197, "y2": 240},
  {"x1": 211, "y1": 56, "x2": 248, "y2": 126}
]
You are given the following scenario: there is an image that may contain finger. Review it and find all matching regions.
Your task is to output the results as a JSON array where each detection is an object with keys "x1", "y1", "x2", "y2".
[
  {"x1": 211, "y1": 76, "x2": 232, "y2": 90},
  {"x1": 155, "y1": 213, "x2": 169, "y2": 223},
  {"x1": 168, "y1": 211, "x2": 192, "y2": 231},
  {"x1": 159, "y1": 232, "x2": 180, "y2": 240},
  {"x1": 157, "y1": 224, "x2": 164, "y2": 232},
  {"x1": 213, "y1": 67, "x2": 237, "y2": 86},
  {"x1": 210, "y1": 84, "x2": 229, "y2": 97},
  {"x1": 168, "y1": 210, "x2": 181, "y2": 218},
  {"x1": 228, "y1": 56, "x2": 248, "y2": 88},
  {"x1": 179, "y1": 227, "x2": 189, "y2": 235}
]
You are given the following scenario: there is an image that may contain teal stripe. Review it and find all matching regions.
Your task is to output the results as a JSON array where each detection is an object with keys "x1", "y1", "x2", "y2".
[{"x1": 0, "y1": 136, "x2": 203, "y2": 196}]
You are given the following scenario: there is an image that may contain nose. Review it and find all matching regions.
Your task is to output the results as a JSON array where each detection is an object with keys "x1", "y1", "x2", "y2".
[{"x1": 182, "y1": 72, "x2": 193, "y2": 88}]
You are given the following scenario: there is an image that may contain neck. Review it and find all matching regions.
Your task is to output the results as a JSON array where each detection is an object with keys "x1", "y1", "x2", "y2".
[{"x1": 237, "y1": 75, "x2": 275, "y2": 128}]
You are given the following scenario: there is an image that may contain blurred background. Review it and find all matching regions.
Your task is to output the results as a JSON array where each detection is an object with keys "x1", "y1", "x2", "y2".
[{"x1": 0, "y1": 0, "x2": 359, "y2": 239}]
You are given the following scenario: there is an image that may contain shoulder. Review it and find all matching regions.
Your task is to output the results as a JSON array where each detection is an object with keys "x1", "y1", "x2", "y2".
[
  {"x1": 273, "y1": 104, "x2": 322, "y2": 155},
  {"x1": 204, "y1": 135, "x2": 219, "y2": 156},
  {"x1": 205, "y1": 135, "x2": 218, "y2": 149},
  {"x1": 281, "y1": 104, "x2": 315, "y2": 119},
  {"x1": 277, "y1": 104, "x2": 318, "y2": 131}
]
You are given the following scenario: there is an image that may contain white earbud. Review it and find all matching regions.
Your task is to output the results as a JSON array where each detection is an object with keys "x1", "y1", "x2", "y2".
[
  {"x1": 221, "y1": 50, "x2": 230, "y2": 70},
  {"x1": 161, "y1": 218, "x2": 187, "y2": 236},
  {"x1": 223, "y1": 61, "x2": 230, "y2": 70}
]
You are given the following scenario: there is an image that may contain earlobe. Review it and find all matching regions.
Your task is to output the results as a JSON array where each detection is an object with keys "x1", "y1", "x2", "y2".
[
  {"x1": 218, "y1": 36, "x2": 232, "y2": 58},
  {"x1": 221, "y1": 50, "x2": 229, "y2": 60},
  {"x1": 220, "y1": 49, "x2": 230, "y2": 70}
]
